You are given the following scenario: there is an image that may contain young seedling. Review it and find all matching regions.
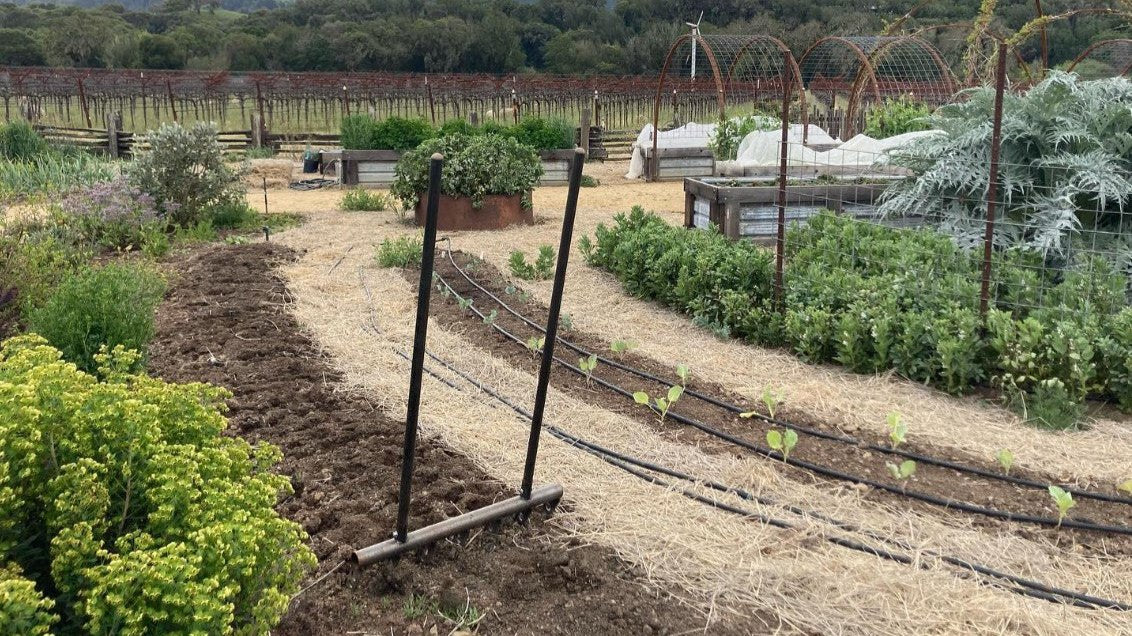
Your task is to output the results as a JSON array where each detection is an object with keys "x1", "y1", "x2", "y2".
[
  {"x1": 761, "y1": 388, "x2": 782, "y2": 420},
  {"x1": 482, "y1": 309, "x2": 498, "y2": 325},
  {"x1": 633, "y1": 385, "x2": 683, "y2": 423},
  {"x1": 766, "y1": 428, "x2": 799, "y2": 462},
  {"x1": 526, "y1": 336, "x2": 544, "y2": 356},
  {"x1": 610, "y1": 339, "x2": 637, "y2": 356},
  {"x1": 457, "y1": 297, "x2": 473, "y2": 313},
  {"x1": 1048, "y1": 485, "x2": 1076, "y2": 527},
  {"x1": 675, "y1": 364, "x2": 691, "y2": 388},
  {"x1": 505, "y1": 284, "x2": 517, "y2": 295},
  {"x1": 1118, "y1": 479, "x2": 1132, "y2": 496},
  {"x1": 578, "y1": 354, "x2": 598, "y2": 385},
  {"x1": 887, "y1": 412, "x2": 907, "y2": 450},
  {"x1": 996, "y1": 449, "x2": 1014, "y2": 476},
  {"x1": 560, "y1": 313, "x2": 574, "y2": 331},
  {"x1": 886, "y1": 459, "x2": 917, "y2": 489}
]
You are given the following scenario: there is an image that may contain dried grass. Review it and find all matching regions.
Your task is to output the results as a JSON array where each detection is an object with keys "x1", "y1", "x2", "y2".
[{"x1": 273, "y1": 208, "x2": 1132, "y2": 634}]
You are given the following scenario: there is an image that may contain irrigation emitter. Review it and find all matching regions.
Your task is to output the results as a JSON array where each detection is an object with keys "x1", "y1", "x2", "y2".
[{"x1": 353, "y1": 148, "x2": 587, "y2": 566}]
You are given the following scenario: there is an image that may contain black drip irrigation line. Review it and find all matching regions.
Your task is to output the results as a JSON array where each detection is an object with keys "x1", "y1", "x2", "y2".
[
  {"x1": 396, "y1": 346, "x2": 1132, "y2": 613},
  {"x1": 430, "y1": 266, "x2": 1132, "y2": 536},
  {"x1": 441, "y1": 249, "x2": 1132, "y2": 508}
]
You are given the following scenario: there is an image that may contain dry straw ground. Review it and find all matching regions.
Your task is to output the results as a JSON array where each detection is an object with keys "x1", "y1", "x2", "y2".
[{"x1": 261, "y1": 165, "x2": 1132, "y2": 634}]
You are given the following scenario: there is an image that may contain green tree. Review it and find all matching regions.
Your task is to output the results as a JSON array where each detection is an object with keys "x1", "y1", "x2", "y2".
[{"x1": 0, "y1": 29, "x2": 46, "y2": 66}]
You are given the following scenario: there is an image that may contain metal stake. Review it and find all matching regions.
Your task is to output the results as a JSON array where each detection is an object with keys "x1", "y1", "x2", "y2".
[
  {"x1": 393, "y1": 153, "x2": 444, "y2": 543},
  {"x1": 519, "y1": 148, "x2": 586, "y2": 500},
  {"x1": 979, "y1": 41, "x2": 1008, "y2": 318}
]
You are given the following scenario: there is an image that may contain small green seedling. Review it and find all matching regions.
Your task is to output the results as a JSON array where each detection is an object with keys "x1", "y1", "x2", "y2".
[
  {"x1": 761, "y1": 388, "x2": 782, "y2": 420},
  {"x1": 526, "y1": 336, "x2": 545, "y2": 356},
  {"x1": 887, "y1": 412, "x2": 907, "y2": 450},
  {"x1": 610, "y1": 339, "x2": 637, "y2": 356},
  {"x1": 996, "y1": 449, "x2": 1014, "y2": 476},
  {"x1": 1048, "y1": 485, "x2": 1076, "y2": 527},
  {"x1": 675, "y1": 364, "x2": 691, "y2": 388},
  {"x1": 483, "y1": 309, "x2": 498, "y2": 325},
  {"x1": 766, "y1": 428, "x2": 798, "y2": 462},
  {"x1": 505, "y1": 284, "x2": 517, "y2": 295},
  {"x1": 1118, "y1": 479, "x2": 1132, "y2": 496},
  {"x1": 438, "y1": 285, "x2": 451, "y2": 298},
  {"x1": 886, "y1": 459, "x2": 917, "y2": 483},
  {"x1": 633, "y1": 385, "x2": 683, "y2": 422},
  {"x1": 457, "y1": 297, "x2": 473, "y2": 312},
  {"x1": 560, "y1": 313, "x2": 574, "y2": 331},
  {"x1": 578, "y1": 354, "x2": 598, "y2": 384}
]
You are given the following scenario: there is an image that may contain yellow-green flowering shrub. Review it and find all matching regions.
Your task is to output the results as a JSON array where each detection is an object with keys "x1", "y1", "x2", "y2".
[{"x1": 0, "y1": 335, "x2": 315, "y2": 634}]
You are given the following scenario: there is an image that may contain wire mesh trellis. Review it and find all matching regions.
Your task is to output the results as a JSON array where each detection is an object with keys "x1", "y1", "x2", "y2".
[
  {"x1": 1067, "y1": 39, "x2": 1132, "y2": 80},
  {"x1": 798, "y1": 36, "x2": 957, "y2": 141}
]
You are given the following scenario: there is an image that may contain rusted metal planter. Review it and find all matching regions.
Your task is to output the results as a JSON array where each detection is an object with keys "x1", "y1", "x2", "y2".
[
  {"x1": 414, "y1": 192, "x2": 533, "y2": 231},
  {"x1": 320, "y1": 149, "x2": 402, "y2": 187},
  {"x1": 683, "y1": 176, "x2": 905, "y2": 240}
]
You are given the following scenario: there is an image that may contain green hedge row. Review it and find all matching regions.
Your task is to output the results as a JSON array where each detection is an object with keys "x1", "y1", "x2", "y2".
[
  {"x1": 582, "y1": 209, "x2": 1132, "y2": 425},
  {"x1": 340, "y1": 115, "x2": 573, "y2": 152}
]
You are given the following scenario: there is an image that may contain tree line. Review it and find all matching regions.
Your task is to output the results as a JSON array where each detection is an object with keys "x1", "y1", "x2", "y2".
[{"x1": 0, "y1": 0, "x2": 1123, "y2": 74}]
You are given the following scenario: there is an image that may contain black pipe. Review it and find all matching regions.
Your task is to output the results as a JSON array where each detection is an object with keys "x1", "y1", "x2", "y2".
[
  {"x1": 443, "y1": 251, "x2": 1132, "y2": 507},
  {"x1": 431, "y1": 271, "x2": 1132, "y2": 536},
  {"x1": 520, "y1": 148, "x2": 586, "y2": 500},
  {"x1": 393, "y1": 153, "x2": 444, "y2": 543},
  {"x1": 404, "y1": 347, "x2": 1131, "y2": 612}
]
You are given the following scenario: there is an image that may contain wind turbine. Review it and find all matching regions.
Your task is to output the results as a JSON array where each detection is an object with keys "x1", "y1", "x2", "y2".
[{"x1": 687, "y1": 12, "x2": 704, "y2": 79}]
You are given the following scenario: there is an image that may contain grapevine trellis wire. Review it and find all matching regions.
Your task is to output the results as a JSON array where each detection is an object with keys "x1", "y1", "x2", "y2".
[
  {"x1": 0, "y1": 66, "x2": 665, "y2": 132},
  {"x1": 1067, "y1": 39, "x2": 1132, "y2": 79},
  {"x1": 798, "y1": 36, "x2": 957, "y2": 140}
]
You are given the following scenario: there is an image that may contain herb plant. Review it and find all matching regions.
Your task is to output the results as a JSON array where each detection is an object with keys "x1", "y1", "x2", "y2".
[{"x1": 341, "y1": 188, "x2": 390, "y2": 211}]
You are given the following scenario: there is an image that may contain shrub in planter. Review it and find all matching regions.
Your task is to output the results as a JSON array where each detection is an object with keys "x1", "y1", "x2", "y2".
[
  {"x1": 0, "y1": 335, "x2": 315, "y2": 633},
  {"x1": 127, "y1": 122, "x2": 245, "y2": 227},
  {"x1": 26, "y1": 262, "x2": 166, "y2": 373},
  {"x1": 340, "y1": 115, "x2": 435, "y2": 151},
  {"x1": 508, "y1": 117, "x2": 574, "y2": 151},
  {"x1": 390, "y1": 133, "x2": 542, "y2": 208}
]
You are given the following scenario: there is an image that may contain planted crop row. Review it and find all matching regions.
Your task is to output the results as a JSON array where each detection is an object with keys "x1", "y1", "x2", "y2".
[{"x1": 580, "y1": 209, "x2": 1132, "y2": 425}]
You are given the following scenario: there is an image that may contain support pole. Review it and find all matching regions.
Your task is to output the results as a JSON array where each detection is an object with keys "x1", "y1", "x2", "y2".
[
  {"x1": 979, "y1": 41, "x2": 1008, "y2": 318},
  {"x1": 393, "y1": 153, "x2": 444, "y2": 543},
  {"x1": 774, "y1": 50, "x2": 793, "y2": 310},
  {"x1": 519, "y1": 148, "x2": 586, "y2": 501}
]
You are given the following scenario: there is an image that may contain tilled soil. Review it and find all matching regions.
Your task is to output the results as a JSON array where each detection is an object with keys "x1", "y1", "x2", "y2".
[
  {"x1": 424, "y1": 252, "x2": 1132, "y2": 554},
  {"x1": 147, "y1": 242, "x2": 755, "y2": 635}
]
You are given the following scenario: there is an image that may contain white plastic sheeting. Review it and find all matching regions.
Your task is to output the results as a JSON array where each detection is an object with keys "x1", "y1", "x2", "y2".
[
  {"x1": 625, "y1": 122, "x2": 716, "y2": 179},
  {"x1": 721, "y1": 128, "x2": 942, "y2": 173}
]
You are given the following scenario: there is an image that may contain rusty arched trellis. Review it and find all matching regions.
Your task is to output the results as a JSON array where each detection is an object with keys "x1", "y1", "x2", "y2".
[
  {"x1": 1066, "y1": 39, "x2": 1132, "y2": 79},
  {"x1": 649, "y1": 34, "x2": 805, "y2": 178},
  {"x1": 799, "y1": 35, "x2": 957, "y2": 140}
]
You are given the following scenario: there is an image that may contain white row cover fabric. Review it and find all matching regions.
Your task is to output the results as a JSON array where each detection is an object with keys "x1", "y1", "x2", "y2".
[
  {"x1": 625, "y1": 122, "x2": 717, "y2": 179},
  {"x1": 723, "y1": 128, "x2": 942, "y2": 172}
]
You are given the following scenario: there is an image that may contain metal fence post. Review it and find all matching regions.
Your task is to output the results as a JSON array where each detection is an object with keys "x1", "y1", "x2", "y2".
[
  {"x1": 774, "y1": 49, "x2": 793, "y2": 311},
  {"x1": 979, "y1": 40, "x2": 1009, "y2": 317}
]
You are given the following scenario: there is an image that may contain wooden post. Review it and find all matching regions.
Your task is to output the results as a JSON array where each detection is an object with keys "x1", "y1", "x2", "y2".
[
  {"x1": 724, "y1": 200, "x2": 741, "y2": 240},
  {"x1": 579, "y1": 108, "x2": 591, "y2": 156},
  {"x1": 684, "y1": 191, "x2": 695, "y2": 229},
  {"x1": 106, "y1": 111, "x2": 121, "y2": 158},
  {"x1": 469, "y1": 111, "x2": 479, "y2": 126},
  {"x1": 77, "y1": 77, "x2": 92, "y2": 128},
  {"x1": 251, "y1": 112, "x2": 265, "y2": 149}
]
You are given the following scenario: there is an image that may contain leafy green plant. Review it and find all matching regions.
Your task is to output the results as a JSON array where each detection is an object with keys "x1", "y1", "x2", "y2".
[
  {"x1": 483, "y1": 309, "x2": 498, "y2": 325},
  {"x1": 675, "y1": 363, "x2": 691, "y2": 387},
  {"x1": 209, "y1": 200, "x2": 260, "y2": 229},
  {"x1": 610, "y1": 339, "x2": 636, "y2": 356},
  {"x1": 438, "y1": 596, "x2": 484, "y2": 631},
  {"x1": 127, "y1": 122, "x2": 245, "y2": 227},
  {"x1": 509, "y1": 245, "x2": 555, "y2": 280},
  {"x1": 578, "y1": 354, "x2": 598, "y2": 384},
  {"x1": 766, "y1": 428, "x2": 798, "y2": 461},
  {"x1": 376, "y1": 234, "x2": 423, "y2": 268},
  {"x1": 457, "y1": 297, "x2": 473, "y2": 313},
  {"x1": 341, "y1": 187, "x2": 390, "y2": 212},
  {"x1": 0, "y1": 151, "x2": 115, "y2": 201},
  {"x1": 708, "y1": 113, "x2": 778, "y2": 160},
  {"x1": 54, "y1": 175, "x2": 162, "y2": 252},
  {"x1": 761, "y1": 388, "x2": 781, "y2": 419},
  {"x1": 526, "y1": 336, "x2": 544, "y2": 356},
  {"x1": 1048, "y1": 485, "x2": 1076, "y2": 527},
  {"x1": 0, "y1": 120, "x2": 48, "y2": 161},
  {"x1": 0, "y1": 335, "x2": 315, "y2": 633},
  {"x1": 508, "y1": 117, "x2": 574, "y2": 151},
  {"x1": 996, "y1": 449, "x2": 1015, "y2": 476},
  {"x1": 371, "y1": 117, "x2": 435, "y2": 151},
  {"x1": 633, "y1": 385, "x2": 683, "y2": 422},
  {"x1": 390, "y1": 133, "x2": 542, "y2": 208},
  {"x1": 559, "y1": 313, "x2": 573, "y2": 331},
  {"x1": 580, "y1": 175, "x2": 600, "y2": 188},
  {"x1": 887, "y1": 459, "x2": 917, "y2": 484},
  {"x1": 863, "y1": 97, "x2": 932, "y2": 139},
  {"x1": 173, "y1": 218, "x2": 217, "y2": 244},
  {"x1": 26, "y1": 262, "x2": 166, "y2": 373},
  {"x1": 402, "y1": 593, "x2": 435, "y2": 620},
  {"x1": 887, "y1": 412, "x2": 907, "y2": 450}
]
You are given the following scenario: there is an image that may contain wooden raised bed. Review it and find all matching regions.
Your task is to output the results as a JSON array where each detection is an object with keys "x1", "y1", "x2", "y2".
[
  {"x1": 683, "y1": 176, "x2": 906, "y2": 240},
  {"x1": 538, "y1": 149, "x2": 576, "y2": 185},
  {"x1": 320, "y1": 149, "x2": 402, "y2": 187},
  {"x1": 645, "y1": 147, "x2": 715, "y2": 182},
  {"x1": 414, "y1": 192, "x2": 533, "y2": 231}
]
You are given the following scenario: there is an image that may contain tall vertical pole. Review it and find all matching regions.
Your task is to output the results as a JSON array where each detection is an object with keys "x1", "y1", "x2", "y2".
[
  {"x1": 774, "y1": 50, "x2": 793, "y2": 310},
  {"x1": 520, "y1": 148, "x2": 586, "y2": 501},
  {"x1": 979, "y1": 41, "x2": 1009, "y2": 318},
  {"x1": 393, "y1": 154, "x2": 444, "y2": 543}
]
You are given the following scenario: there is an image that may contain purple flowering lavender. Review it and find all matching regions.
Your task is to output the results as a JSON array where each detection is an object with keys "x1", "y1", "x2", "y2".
[{"x1": 61, "y1": 176, "x2": 160, "y2": 226}]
